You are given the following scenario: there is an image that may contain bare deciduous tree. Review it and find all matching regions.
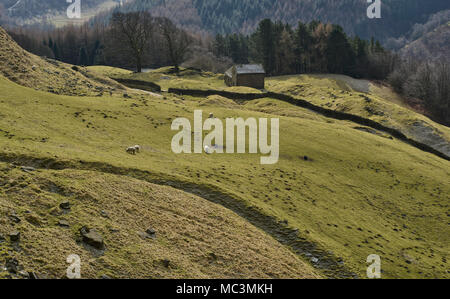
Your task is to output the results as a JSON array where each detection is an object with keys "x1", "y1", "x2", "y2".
[
  {"x1": 157, "y1": 17, "x2": 192, "y2": 73},
  {"x1": 435, "y1": 61, "x2": 450, "y2": 123},
  {"x1": 110, "y1": 11, "x2": 153, "y2": 73}
]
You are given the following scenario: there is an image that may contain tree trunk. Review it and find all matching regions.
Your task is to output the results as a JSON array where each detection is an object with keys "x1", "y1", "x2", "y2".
[{"x1": 136, "y1": 56, "x2": 142, "y2": 73}]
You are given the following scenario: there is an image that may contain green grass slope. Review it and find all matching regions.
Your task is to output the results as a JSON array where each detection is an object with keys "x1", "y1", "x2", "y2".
[
  {"x1": 0, "y1": 27, "x2": 125, "y2": 96},
  {"x1": 0, "y1": 161, "x2": 319, "y2": 279},
  {"x1": 0, "y1": 71, "x2": 448, "y2": 279},
  {"x1": 105, "y1": 67, "x2": 450, "y2": 158},
  {"x1": 266, "y1": 74, "x2": 450, "y2": 157}
]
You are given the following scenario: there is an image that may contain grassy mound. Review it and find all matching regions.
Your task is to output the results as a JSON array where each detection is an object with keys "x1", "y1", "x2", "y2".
[
  {"x1": 0, "y1": 27, "x2": 124, "y2": 96},
  {"x1": 200, "y1": 95, "x2": 239, "y2": 108},
  {"x1": 87, "y1": 66, "x2": 133, "y2": 78}
]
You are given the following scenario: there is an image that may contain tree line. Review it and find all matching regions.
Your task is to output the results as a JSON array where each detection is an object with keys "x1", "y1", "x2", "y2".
[
  {"x1": 7, "y1": 11, "x2": 193, "y2": 73},
  {"x1": 213, "y1": 19, "x2": 395, "y2": 79},
  {"x1": 388, "y1": 58, "x2": 449, "y2": 125},
  {"x1": 97, "y1": 0, "x2": 450, "y2": 42}
]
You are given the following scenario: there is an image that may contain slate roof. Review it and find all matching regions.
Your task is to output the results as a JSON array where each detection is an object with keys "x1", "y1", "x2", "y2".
[{"x1": 235, "y1": 64, "x2": 265, "y2": 74}]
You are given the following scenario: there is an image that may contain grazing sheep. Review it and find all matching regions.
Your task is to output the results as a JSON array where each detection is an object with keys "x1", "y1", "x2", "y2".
[{"x1": 126, "y1": 147, "x2": 137, "y2": 155}]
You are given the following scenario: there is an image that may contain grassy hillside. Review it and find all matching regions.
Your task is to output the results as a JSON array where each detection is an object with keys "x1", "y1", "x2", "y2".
[
  {"x1": 0, "y1": 27, "x2": 124, "y2": 96},
  {"x1": 0, "y1": 161, "x2": 320, "y2": 279},
  {"x1": 0, "y1": 70, "x2": 449, "y2": 278},
  {"x1": 1, "y1": 26, "x2": 449, "y2": 278},
  {"x1": 111, "y1": 66, "x2": 450, "y2": 157},
  {"x1": 265, "y1": 74, "x2": 450, "y2": 157}
]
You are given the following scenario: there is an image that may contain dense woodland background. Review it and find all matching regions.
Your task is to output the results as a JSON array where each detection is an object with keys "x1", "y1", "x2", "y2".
[
  {"x1": 1, "y1": 0, "x2": 448, "y2": 40},
  {"x1": 0, "y1": 0, "x2": 449, "y2": 124}
]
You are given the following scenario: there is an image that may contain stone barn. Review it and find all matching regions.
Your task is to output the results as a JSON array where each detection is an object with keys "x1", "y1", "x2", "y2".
[{"x1": 224, "y1": 64, "x2": 265, "y2": 89}]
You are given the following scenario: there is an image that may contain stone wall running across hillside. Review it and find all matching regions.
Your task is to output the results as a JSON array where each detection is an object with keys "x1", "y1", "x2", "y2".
[
  {"x1": 168, "y1": 88, "x2": 450, "y2": 162},
  {"x1": 113, "y1": 78, "x2": 162, "y2": 92}
]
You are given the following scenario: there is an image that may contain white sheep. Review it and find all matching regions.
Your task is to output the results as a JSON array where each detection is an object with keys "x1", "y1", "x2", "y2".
[{"x1": 126, "y1": 147, "x2": 137, "y2": 155}]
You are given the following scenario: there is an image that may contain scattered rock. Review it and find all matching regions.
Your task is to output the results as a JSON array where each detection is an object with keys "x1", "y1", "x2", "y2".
[
  {"x1": 25, "y1": 214, "x2": 41, "y2": 226},
  {"x1": 100, "y1": 210, "x2": 109, "y2": 218},
  {"x1": 123, "y1": 93, "x2": 131, "y2": 98},
  {"x1": 80, "y1": 227, "x2": 105, "y2": 250},
  {"x1": 208, "y1": 252, "x2": 218, "y2": 261},
  {"x1": 311, "y1": 257, "x2": 319, "y2": 264},
  {"x1": 59, "y1": 200, "x2": 71, "y2": 210},
  {"x1": 58, "y1": 219, "x2": 70, "y2": 228},
  {"x1": 0, "y1": 233, "x2": 5, "y2": 243},
  {"x1": 20, "y1": 166, "x2": 36, "y2": 173},
  {"x1": 9, "y1": 230, "x2": 20, "y2": 242},
  {"x1": 162, "y1": 259, "x2": 170, "y2": 268},
  {"x1": 303, "y1": 156, "x2": 309, "y2": 161},
  {"x1": 49, "y1": 207, "x2": 63, "y2": 216},
  {"x1": 18, "y1": 270, "x2": 30, "y2": 279},
  {"x1": 9, "y1": 212, "x2": 21, "y2": 223},
  {"x1": 146, "y1": 228, "x2": 156, "y2": 238},
  {"x1": 365, "y1": 106, "x2": 384, "y2": 116},
  {"x1": 100, "y1": 274, "x2": 111, "y2": 279},
  {"x1": 138, "y1": 228, "x2": 157, "y2": 240},
  {"x1": 5, "y1": 258, "x2": 20, "y2": 273}
]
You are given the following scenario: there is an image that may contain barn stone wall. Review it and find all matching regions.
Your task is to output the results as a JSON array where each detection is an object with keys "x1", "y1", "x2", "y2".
[{"x1": 236, "y1": 73, "x2": 265, "y2": 89}]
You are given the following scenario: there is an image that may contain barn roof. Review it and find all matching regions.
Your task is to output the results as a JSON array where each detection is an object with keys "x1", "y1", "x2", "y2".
[{"x1": 235, "y1": 64, "x2": 265, "y2": 74}]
